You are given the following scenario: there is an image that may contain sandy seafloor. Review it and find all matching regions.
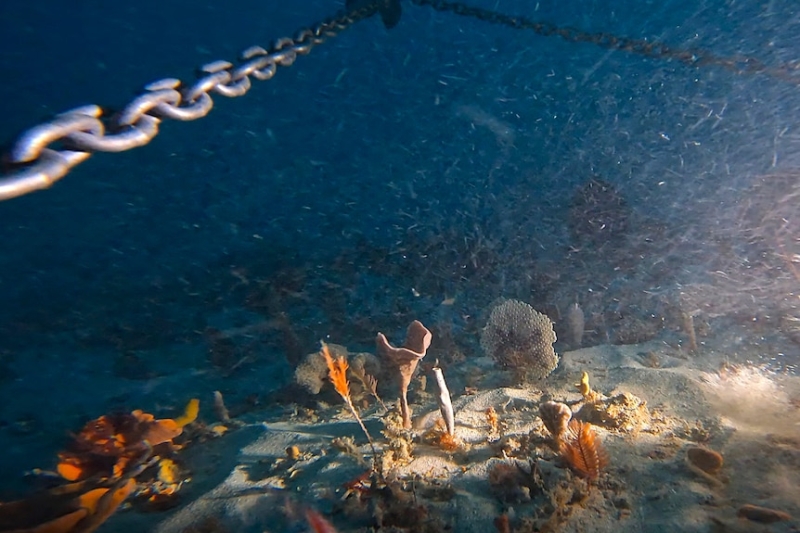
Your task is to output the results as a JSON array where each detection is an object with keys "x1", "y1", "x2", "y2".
[{"x1": 2, "y1": 339, "x2": 794, "y2": 533}]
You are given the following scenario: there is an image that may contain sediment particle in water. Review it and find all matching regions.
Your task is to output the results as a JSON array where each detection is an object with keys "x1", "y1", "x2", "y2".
[{"x1": 737, "y1": 504, "x2": 792, "y2": 523}]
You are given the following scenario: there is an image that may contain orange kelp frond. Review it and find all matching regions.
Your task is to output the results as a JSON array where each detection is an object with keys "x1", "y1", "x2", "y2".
[
  {"x1": 321, "y1": 341, "x2": 350, "y2": 400},
  {"x1": 174, "y1": 398, "x2": 200, "y2": 428}
]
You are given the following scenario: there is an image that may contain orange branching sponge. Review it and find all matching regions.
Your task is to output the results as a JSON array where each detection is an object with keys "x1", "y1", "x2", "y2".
[
  {"x1": 438, "y1": 430, "x2": 461, "y2": 453},
  {"x1": 560, "y1": 419, "x2": 608, "y2": 481},
  {"x1": 486, "y1": 407, "x2": 499, "y2": 438},
  {"x1": 56, "y1": 399, "x2": 198, "y2": 482},
  {"x1": 321, "y1": 342, "x2": 379, "y2": 474},
  {"x1": 427, "y1": 418, "x2": 461, "y2": 452},
  {"x1": 174, "y1": 398, "x2": 200, "y2": 428}
]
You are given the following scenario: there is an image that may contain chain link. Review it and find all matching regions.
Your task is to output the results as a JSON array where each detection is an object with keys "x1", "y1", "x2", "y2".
[{"x1": 0, "y1": 4, "x2": 377, "y2": 201}]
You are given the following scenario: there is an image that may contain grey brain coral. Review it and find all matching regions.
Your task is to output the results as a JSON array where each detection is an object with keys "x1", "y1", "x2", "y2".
[
  {"x1": 481, "y1": 299, "x2": 559, "y2": 382},
  {"x1": 294, "y1": 343, "x2": 350, "y2": 394},
  {"x1": 294, "y1": 344, "x2": 382, "y2": 396}
]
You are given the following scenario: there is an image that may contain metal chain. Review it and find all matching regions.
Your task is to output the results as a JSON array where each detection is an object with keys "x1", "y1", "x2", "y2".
[
  {"x1": 0, "y1": 4, "x2": 378, "y2": 201},
  {"x1": 412, "y1": 0, "x2": 800, "y2": 85},
  {"x1": 3, "y1": 0, "x2": 797, "y2": 201}
]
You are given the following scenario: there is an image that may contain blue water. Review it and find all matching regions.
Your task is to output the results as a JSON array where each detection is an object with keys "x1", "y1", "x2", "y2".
[{"x1": 0, "y1": 0, "x2": 799, "y2": 529}]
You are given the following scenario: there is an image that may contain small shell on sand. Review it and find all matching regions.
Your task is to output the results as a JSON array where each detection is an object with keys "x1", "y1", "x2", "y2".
[
  {"x1": 539, "y1": 401, "x2": 572, "y2": 441},
  {"x1": 737, "y1": 504, "x2": 792, "y2": 523},
  {"x1": 286, "y1": 445, "x2": 301, "y2": 460},
  {"x1": 686, "y1": 446, "x2": 723, "y2": 474}
]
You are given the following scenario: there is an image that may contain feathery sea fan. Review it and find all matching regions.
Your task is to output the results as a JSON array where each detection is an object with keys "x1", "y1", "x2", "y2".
[{"x1": 560, "y1": 420, "x2": 608, "y2": 480}]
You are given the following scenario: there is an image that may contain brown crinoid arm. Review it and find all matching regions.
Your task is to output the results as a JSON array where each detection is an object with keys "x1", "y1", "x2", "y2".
[{"x1": 560, "y1": 420, "x2": 609, "y2": 480}]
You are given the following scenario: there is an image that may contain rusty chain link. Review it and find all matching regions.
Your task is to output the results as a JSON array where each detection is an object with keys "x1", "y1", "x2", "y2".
[
  {"x1": 0, "y1": 4, "x2": 377, "y2": 201},
  {"x1": 2, "y1": 0, "x2": 796, "y2": 201},
  {"x1": 412, "y1": 0, "x2": 800, "y2": 85}
]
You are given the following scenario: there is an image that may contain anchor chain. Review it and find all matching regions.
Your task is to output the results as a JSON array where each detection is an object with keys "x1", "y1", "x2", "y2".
[
  {"x1": 0, "y1": 3, "x2": 378, "y2": 201},
  {"x1": 2, "y1": 0, "x2": 797, "y2": 201},
  {"x1": 411, "y1": 0, "x2": 800, "y2": 85}
]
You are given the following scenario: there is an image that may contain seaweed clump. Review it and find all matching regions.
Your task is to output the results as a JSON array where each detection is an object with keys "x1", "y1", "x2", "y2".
[{"x1": 481, "y1": 299, "x2": 558, "y2": 383}]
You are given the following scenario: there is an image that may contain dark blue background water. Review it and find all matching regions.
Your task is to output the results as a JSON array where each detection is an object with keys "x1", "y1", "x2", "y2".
[{"x1": 0, "y1": 0, "x2": 799, "y2": 500}]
